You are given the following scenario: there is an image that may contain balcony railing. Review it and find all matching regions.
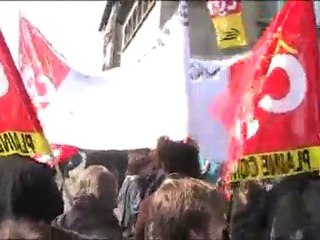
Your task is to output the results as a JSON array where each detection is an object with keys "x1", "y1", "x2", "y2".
[{"x1": 122, "y1": 0, "x2": 156, "y2": 51}]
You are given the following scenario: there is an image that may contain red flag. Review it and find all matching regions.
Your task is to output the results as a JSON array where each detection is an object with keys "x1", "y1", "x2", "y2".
[
  {"x1": 211, "y1": 1, "x2": 320, "y2": 182},
  {"x1": 0, "y1": 29, "x2": 50, "y2": 156},
  {"x1": 19, "y1": 15, "x2": 78, "y2": 164},
  {"x1": 34, "y1": 144, "x2": 79, "y2": 167},
  {"x1": 19, "y1": 16, "x2": 69, "y2": 110}
]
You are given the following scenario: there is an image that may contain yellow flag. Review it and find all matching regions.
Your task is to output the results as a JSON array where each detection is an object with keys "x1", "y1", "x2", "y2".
[
  {"x1": 207, "y1": 1, "x2": 248, "y2": 49},
  {"x1": 213, "y1": 12, "x2": 247, "y2": 49}
]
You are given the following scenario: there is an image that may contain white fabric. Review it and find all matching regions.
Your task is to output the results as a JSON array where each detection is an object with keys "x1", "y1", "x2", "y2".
[
  {"x1": 22, "y1": 1, "x2": 245, "y2": 162},
  {"x1": 38, "y1": 1, "x2": 189, "y2": 151},
  {"x1": 187, "y1": 56, "x2": 244, "y2": 161}
]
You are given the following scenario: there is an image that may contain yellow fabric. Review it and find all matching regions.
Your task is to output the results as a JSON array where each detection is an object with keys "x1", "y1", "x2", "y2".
[
  {"x1": 0, "y1": 131, "x2": 51, "y2": 156},
  {"x1": 213, "y1": 12, "x2": 248, "y2": 49},
  {"x1": 231, "y1": 145, "x2": 320, "y2": 182}
]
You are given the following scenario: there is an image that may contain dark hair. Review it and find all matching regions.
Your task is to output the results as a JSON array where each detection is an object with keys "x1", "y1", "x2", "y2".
[
  {"x1": 85, "y1": 148, "x2": 150, "y2": 189},
  {"x1": 127, "y1": 152, "x2": 151, "y2": 175},
  {"x1": 10, "y1": 159, "x2": 63, "y2": 223},
  {"x1": 157, "y1": 140, "x2": 201, "y2": 179}
]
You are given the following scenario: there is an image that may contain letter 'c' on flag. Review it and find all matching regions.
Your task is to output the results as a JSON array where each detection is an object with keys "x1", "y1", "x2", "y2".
[{"x1": 259, "y1": 54, "x2": 307, "y2": 114}]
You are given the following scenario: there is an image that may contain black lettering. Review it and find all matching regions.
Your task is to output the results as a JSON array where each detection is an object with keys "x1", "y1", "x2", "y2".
[
  {"x1": 302, "y1": 149, "x2": 311, "y2": 170},
  {"x1": 0, "y1": 135, "x2": 8, "y2": 152},
  {"x1": 265, "y1": 154, "x2": 275, "y2": 175},
  {"x1": 270, "y1": 153, "x2": 278, "y2": 175},
  {"x1": 264, "y1": 152, "x2": 291, "y2": 176},
  {"x1": 5, "y1": 133, "x2": 16, "y2": 151},
  {"x1": 239, "y1": 158, "x2": 250, "y2": 179},
  {"x1": 0, "y1": 134, "x2": 11, "y2": 152},
  {"x1": 277, "y1": 153, "x2": 290, "y2": 174},
  {"x1": 248, "y1": 156, "x2": 258, "y2": 177},
  {"x1": 24, "y1": 134, "x2": 35, "y2": 153},
  {"x1": 296, "y1": 150, "x2": 304, "y2": 172},
  {"x1": 19, "y1": 133, "x2": 29, "y2": 153},
  {"x1": 0, "y1": 141, "x2": 4, "y2": 153},
  {"x1": 287, "y1": 152, "x2": 295, "y2": 172},
  {"x1": 221, "y1": 28, "x2": 240, "y2": 41},
  {"x1": 8, "y1": 132, "x2": 17, "y2": 151},
  {"x1": 21, "y1": 134, "x2": 29, "y2": 153},
  {"x1": 12, "y1": 133, "x2": 23, "y2": 153},
  {"x1": 261, "y1": 155, "x2": 270, "y2": 176}
]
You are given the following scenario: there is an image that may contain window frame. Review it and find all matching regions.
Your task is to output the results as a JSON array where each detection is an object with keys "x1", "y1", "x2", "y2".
[{"x1": 121, "y1": 0, "x2": 156, "y2": 51}]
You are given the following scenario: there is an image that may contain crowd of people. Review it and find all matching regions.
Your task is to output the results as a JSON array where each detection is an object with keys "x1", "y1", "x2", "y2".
[{"x1": 0, "y1": 136, "x2": 319, "y2": 239}]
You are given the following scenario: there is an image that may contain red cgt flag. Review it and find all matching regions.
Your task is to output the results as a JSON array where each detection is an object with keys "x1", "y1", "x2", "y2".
[
  {"x1": 19, "y1": 15, "x2": 69, "y2": 110},
  {"x1": 210, "y1": 1, "x2": 320, "y2": 182},
  {"x1": 0, "y1": 29, "x2": 50, "y2": 157},
  {"x1": 19, "y1": 15, "x2": 78, "y2": 165}
]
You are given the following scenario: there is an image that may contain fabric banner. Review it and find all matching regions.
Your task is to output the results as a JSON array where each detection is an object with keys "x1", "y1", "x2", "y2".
[
  {"x1": 211, "y1": 1, "x2": 320, "y2": 182},
  {"x1": 207, "y1": 0, "x2": 248, "y2": 49},
  {"x1": 19, "y1": 0, "x2": 240, "y2": 165},
  {"x1": 19, "y1": 1, "x2": 189, "y2": 151},
  {"x1": 0, "y1": 28, "x2": 50, "y2": 157},
  {"x1": 188, "y1": 54, "x2": 247, "y2": 162}
]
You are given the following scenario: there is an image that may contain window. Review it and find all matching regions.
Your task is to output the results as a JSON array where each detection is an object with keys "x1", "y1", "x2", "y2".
[
  {"x1": 122, "y1": 0, "x2": 156, "y2": 51},
  {"x1": 256, "y1": 1, "x2": 278, "y2": 35}
]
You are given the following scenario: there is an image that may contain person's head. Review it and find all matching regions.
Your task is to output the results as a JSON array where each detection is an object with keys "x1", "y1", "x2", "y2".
[
  {"x1": 182, "y1": 137, "x2": 199, "y2": 150},
  {"x1": 127, "y1": 152, "x2": 152, "y2": 176},
  {"x1": 157, "y1": 139, "x2": 201, "y2": 178},
  {"x1": 76, "y1": 165, "x2": 118, "y2": 209},
  {"x1": 10, "y1": 160, "x2": 63, "y2": 224},
  {"x1": 149, "y1": 178, "x2": 228, "y2": 240}
]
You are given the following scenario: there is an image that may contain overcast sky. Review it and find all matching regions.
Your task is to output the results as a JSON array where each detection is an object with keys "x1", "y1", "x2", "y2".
[{"x1": 0, "y1": 1, "x2": 106, "y2": 74}]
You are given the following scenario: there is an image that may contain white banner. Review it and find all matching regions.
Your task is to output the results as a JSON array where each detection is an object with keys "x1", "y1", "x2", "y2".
[
  {"x1": 20, "y1": 1, "x2": 242, "y2": 163},
  {"x1": 21, "y1": 1, "x2": 189, "y2": 151}
]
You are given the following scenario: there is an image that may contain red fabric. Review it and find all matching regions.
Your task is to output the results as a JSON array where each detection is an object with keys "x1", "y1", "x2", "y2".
[
  {"x1": 210, "y1": 1, "x2": 320, "y2": 180},
  {"x1": 0, "y1": 29, "x2": 46, "y2": 134},
  {"x1": 19, "y1": 16, "x2": 69, "y2": 109},
  {"x1": 19, "y1": 16, "x2": 78, "y2": 165},
  {"x1": 49, "y1": 144, "x2": 79, "y2": 166},
  {"x1": 33, "y1": 144, "x2": 78, "y2": 166},
  {"x1": 207, "y1": 0, "x2": 242, "y2": 18}
]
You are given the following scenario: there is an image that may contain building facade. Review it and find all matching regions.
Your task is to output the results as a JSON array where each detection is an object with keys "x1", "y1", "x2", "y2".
[{"x1": 99, "y1": 1, "x2": 320, "y2": 70}]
